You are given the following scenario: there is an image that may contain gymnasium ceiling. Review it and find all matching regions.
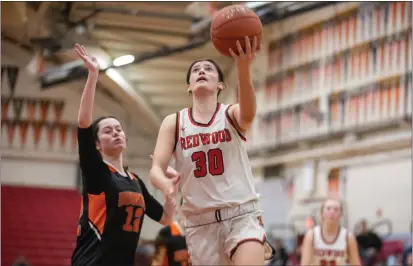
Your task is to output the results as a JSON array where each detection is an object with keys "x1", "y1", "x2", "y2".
[
  {"x1": 1, "y1": 1, "x2": 235, "y2": 136},
  {"x1": 1, "y1": 1, "x2": 335, "y2": 145}
]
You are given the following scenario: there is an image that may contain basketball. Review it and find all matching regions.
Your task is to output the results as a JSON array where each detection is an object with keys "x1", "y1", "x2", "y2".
[{"x1": 210, "y1": 5, "x2": 263, "y2": 57}]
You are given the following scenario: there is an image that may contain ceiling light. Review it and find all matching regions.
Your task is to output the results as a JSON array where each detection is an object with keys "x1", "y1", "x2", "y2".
[
  {"x1": 105, "y1": 68, "x2": 135, "y2": 94},
  {"x1": 244, "y1": 2, "x2": 271, "y2": 9},
  {"x1": 113, "y1": 55, "x2": 135, "y2": 67}
]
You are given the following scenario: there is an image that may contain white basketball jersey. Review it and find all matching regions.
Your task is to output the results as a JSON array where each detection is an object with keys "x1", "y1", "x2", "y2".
[
  {"x1": 174, "y1": 103, "x2": 258, "y2": 216},
  {"x1": 312, "y1": 225, "x2": 348, "y2": 266}
]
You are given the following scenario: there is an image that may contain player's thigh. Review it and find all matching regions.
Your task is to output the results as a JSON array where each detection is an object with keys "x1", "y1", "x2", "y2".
[
  {"x1": 225, "y1": 211, "x2": 266, "y2": 265},
  {"x1": 185, "y1": 223, "x2": 230, "y2": 266},
  {"x1": 232, "y1": 241, "x2": 265, "y2": 265}
]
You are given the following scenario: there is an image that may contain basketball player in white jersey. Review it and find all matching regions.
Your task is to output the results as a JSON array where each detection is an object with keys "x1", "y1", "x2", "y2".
[
  {"x1": 300, "y1": 199, "x2": 361, "y2": 266},
  {"x1": 150, "y1": 37, "x2": 270, "y2": 265}
]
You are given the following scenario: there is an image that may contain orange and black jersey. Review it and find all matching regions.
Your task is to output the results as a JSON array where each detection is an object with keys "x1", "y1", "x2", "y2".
[
  {"x1": 71, "y1": 126, "x2": 164, "y2": 266},
  {"x1": 154, "y1": 222, "x2": 188, "y2": 266}
]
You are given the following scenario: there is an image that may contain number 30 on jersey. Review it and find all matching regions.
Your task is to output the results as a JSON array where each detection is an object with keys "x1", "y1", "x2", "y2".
[
  {"x1": 191, "y1": 148, "x2": 224, "y2": 178},
  {"x1": 321, "y1": 260, "x2": 336, "y2": 266}
]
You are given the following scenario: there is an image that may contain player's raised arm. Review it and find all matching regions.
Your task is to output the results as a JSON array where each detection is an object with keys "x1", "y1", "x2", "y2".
[
  {"x1": 150, "y1": 114, "x2": 178, "y2": 195},
  {"x1": 228, "y1": 36, "x2": 261, "y2": 132},
  {"x1": 75, "y1": 44, "x2": 100, "y2": 128},
  {"x1": 347, "y1": 232, "x2": 362, "y2": 266},
  {"x1": 300, "y1": 229, "x2": 314, "y2": 266},
  {"x1": 74, "y1": 44, "x2": 110, "y2": 193}
]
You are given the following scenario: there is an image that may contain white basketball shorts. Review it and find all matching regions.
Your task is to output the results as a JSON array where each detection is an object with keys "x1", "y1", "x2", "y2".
[{"x1": 184, "y1": 200, "x2": 266, "y2": 265}]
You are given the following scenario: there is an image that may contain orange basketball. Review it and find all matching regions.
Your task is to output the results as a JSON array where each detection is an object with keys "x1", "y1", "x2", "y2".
[{"x1": 210, "y1": 5, "x2": 263, "y2": 57}]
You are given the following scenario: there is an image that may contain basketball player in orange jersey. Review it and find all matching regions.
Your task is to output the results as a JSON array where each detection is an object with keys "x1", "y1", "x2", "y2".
[
  {"x1": 71, "y1": 44, "x2": 179, "y2": 266},
  {"x1": 300, "y1": 198, "x2": 362, "y2": 266},
  {"x1": 150, "y1": 36, "x2": 274, "y2": 265}
]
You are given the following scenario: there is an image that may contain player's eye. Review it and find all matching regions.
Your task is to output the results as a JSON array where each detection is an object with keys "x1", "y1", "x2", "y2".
[
  {"x1": 192, "y1": 68, "x2": 199, "y2": 73},
  {"x1": 205, "y1": 67, "x2": 213, "y2": 71}
]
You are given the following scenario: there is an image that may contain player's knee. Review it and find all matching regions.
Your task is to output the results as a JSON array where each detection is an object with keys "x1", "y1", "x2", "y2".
[{"x1": 231, "y1": 240, "x2": 265, "y2": 265}]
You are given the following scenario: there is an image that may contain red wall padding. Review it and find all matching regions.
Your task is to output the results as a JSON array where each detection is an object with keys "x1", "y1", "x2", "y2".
[{"x1": 1, "y1": 185, "x2": 80, "y2": 266}]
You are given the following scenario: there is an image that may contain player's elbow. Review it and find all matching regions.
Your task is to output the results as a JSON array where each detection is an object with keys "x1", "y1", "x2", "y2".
[{"x1": 149, "y1": 166, "x2": 165, "y2": 189}]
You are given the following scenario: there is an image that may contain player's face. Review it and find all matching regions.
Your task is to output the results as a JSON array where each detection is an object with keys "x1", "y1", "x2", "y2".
[
  {"x1": 96, "y1": 117, "x2": 126, "y2": 156},
  {"x1": 189, "y1": 61, "x2": 222, "y2": 95},
  {"x1": 322, "y1": 200, "x2": 342, "y2": 223}
]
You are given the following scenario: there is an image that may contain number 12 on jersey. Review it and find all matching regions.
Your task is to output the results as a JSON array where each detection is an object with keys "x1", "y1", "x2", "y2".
[{"x1": 191, "y1": 148, "x2": 224, "y2": 178}]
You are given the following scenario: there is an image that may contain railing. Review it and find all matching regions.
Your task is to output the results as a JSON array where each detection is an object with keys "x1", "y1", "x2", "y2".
[{"x1": 247, "y1": 2, "x2": 412, "y2": 153}]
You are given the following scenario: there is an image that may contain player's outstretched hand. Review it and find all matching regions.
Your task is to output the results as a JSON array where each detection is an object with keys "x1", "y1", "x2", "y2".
[
  {"x1": 74, "y1": 43, "x2": 99, "y2": 73},
  {"x1": 229, "y1": 36, "x2": 262, "y2": 68}
]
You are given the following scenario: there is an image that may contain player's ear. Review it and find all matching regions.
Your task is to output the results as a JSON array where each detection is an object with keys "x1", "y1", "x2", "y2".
[
  {"x1": 187, "y1": 84, "x2": 193, "y2": 96},
  {"x1": 95, "y1": 138, "x2": 102, "y2": 150},
  {"x1": 217, "y1": 82, "x2": 225, "y2": 91}
]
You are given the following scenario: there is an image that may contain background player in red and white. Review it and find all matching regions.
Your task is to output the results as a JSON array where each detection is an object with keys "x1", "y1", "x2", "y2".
[
  {"x1": 150, "y1": 36, "x2": 272, "y2": 265},
  {"x1": 300, "y1": 198, "x2": 361, "y2": 266}
]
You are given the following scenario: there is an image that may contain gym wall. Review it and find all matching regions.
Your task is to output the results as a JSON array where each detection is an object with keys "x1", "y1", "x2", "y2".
[
  {"x1": 345, "y1": 154, "x2": 411, "y2": 234},
  {"x1": 248, "y1": 1, "x2": 412, "y2": 236},
  {"x1": 2, "y1": 53, "x2": 81, "y2": 189}
]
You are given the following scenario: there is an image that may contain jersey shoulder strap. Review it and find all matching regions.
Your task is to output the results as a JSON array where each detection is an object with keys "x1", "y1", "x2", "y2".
[
  {"x1": 223, "y1": 104, "x2": 247, "y2": 141},
  {"x1": 174, "y1": 109, "x2": 188, "y2": 151}
]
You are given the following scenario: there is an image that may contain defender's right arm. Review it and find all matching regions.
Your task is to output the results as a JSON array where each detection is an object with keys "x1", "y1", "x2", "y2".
[
  {"x1": 75, "y1": 44, "x2": 107, "y2": 193},
  {"x1": 76, "y1": 44, "x2": 99, "y2": 128}
]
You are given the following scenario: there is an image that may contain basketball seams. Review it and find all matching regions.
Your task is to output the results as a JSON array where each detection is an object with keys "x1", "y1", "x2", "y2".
[
  {"x1": 211, "y1": 14, "x2": 260, "y2": 32},
  {"x1": 210, "y1": 5, "x2": 263, "y2": 57}
]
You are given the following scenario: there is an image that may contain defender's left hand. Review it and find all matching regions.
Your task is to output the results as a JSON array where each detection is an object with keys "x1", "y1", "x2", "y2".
[{"x1": 229, "y1": 36, "x2": 261, "y2": 68}]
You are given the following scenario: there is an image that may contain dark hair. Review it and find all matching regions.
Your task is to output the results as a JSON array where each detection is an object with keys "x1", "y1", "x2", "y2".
[
  {"x1": 92, "y1": 115, "x2": 118, "y2": 142},
  {"x1": 91, "y1": 116, "x2": 128, "y2": 170},
  {"x1": 186, "y1": 59, "x2": 225, "y2": 96}
]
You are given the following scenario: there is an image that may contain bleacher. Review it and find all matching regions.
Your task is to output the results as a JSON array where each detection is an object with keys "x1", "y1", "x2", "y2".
[{"x1": 1, "y1": 185, "x2": 80, "y2": 266}]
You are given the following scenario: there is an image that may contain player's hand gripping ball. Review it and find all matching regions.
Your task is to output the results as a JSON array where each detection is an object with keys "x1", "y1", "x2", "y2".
[{"x1": 210, "y1": 5, "x2": 263, "y2": 57}]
